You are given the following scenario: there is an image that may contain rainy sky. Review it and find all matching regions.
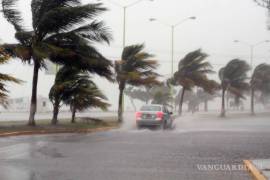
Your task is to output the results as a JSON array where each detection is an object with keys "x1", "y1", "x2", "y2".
[{"x1": 0, "y1": 0, "x2": 270, "y2": 109}]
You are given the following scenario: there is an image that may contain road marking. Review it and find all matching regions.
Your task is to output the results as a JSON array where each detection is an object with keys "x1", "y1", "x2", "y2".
[{"x1": 244, "y1": 160, "x2": 267, "y2": 180}]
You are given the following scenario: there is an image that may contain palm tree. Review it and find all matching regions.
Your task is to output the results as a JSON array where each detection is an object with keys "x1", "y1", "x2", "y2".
[
  {"x1": 197, "y1": 88, "x2": 219, "y2": 112},
  {"x1": 124, "y1": 86, "x2": 158, "y2": 105},
  {"x1": 152, "y1": 88, "x2": 173, "y2": 107},
  {"x1": 0, "y1": 48, "x2": 22, "y2": 107},
  {"x1": 49, "y1": 66, "x2": 81, "y2": 125},
  {"x1": 115, "y1": 44, "x2": 160, "y2": 123},
  {"x1": 169, "y1": 49, "x2": 216, "y2": 115},
  {"x1": 0, "y1": 0, "x2": 112, "y2": 126},
  {"x1": 250, "y1": 63, "x2": 270, "y2": 115},
  {"x1": 219, "y1": 59, "x2": 250, "y2": 117},
  {"x1": 50, "y1": 66, "x2": 110, "y2": 124}
]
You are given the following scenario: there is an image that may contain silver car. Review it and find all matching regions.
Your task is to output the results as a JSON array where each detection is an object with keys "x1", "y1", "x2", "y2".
[{"x1": 136, "y1": 104, "x2": 173, "y2": 129}]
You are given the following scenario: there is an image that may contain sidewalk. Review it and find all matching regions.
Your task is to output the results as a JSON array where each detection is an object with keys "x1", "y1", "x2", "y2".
[{"x1": 244, "y1": 159, "x2": 270, "y2": 180}]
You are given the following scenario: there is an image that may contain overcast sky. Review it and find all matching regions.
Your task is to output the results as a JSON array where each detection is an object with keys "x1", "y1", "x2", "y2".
[{"x1": 0, "y1": 0, "x2": 270, "y2": 110}]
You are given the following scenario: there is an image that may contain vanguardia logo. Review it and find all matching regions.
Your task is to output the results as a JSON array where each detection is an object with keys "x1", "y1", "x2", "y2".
[{"x1": 196, "y1": 164, "x2": 248, "y2": 171}]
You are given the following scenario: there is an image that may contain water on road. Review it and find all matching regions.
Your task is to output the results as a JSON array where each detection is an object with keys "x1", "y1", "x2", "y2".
[{"x1": 0, "y1": 112, "x2": 270, "y2": 180}]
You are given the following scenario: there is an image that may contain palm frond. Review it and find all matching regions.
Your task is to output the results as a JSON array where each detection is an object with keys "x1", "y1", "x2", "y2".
[
  {"x1": 2, "y1": 0, "x2": 24, "y2": 31},
  {"x1": 37, "y1": 3, "x2": 107, "y2": 36}
]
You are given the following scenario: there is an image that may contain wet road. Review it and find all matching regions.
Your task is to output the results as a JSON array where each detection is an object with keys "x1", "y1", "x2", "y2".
[
  {"x1": 0, "y1": 112, "x2": 270, "y2": 180},
  {"x1": 0, "y1": 111, "x2": 117, "y2": 122}
]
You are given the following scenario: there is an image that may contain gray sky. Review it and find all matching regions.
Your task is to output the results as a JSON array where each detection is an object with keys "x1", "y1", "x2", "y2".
[{"x1": 0, "y1": 0, "x2": 270, "y2": 110}]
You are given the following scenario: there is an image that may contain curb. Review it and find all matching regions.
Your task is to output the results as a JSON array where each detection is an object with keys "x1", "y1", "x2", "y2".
[
  {"x1": 0, "y1": 126, "x2": 118, "y2": 138},
  {"x1": 244, "y1": 160, "x2": 267, "y2": 180}
]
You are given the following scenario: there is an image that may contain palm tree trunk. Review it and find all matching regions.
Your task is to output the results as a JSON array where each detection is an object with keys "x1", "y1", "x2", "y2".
[
  {"x1": 71, "y1": 106, "x2": 76, "y2": 123},
  {"x1": 204, "y1": 100, "x2": 208, "y2": 112},
  {"x1": 221, "y1": 88, "x2": 226, "y2": 117},
  {"x1": 118, "y1": 82, "x2": 125, "y2": 123},
  {"x1": 51, "y1": 98, "x2": 60, "y2": 125},
  {"x1": 251, "y1": 88, "x2": 255, "y2": 116},
  {"x1": 28, "y1": 61, "x2": 40, "y2": 126},
  {"x1": 178, "y1": 87, "x2": 185, "y2": 116}
]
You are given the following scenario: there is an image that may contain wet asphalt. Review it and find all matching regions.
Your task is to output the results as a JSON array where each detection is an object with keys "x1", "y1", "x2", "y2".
[{"x1": 0, "y1": 112, "x2": 270, "y2": 180}]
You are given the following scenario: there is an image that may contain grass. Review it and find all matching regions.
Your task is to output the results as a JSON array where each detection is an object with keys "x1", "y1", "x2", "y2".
[{"x1": 0, "y1": 117, "x2": 119, "y2": 135}]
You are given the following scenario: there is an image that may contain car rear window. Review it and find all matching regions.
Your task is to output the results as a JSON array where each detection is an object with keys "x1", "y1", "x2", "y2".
[{"x1": 140, "y1": 106, "x2": 161, "y2": 111}]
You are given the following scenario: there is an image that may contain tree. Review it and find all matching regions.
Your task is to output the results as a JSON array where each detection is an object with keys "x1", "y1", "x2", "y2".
[
  {"x1": 115, "y1": 44, "x2": 160, "y2": 123},
  {"x1": 254, "y1": 0, "x2": 270, "y2": 8},
  {"x1": 125, "y1": 85, "x2": 164, "y2": 106},
  {"x1": 196, "y1": 89, "x2": 218, "y2": 112},
  {"x1": 0, "y1": 48, "x2": 22, "y2": 107},
  {"x1": 151, "y1": 83, "x2": 173, "y2": 107},
  {"x1": 254, "y1": 0, "x2": 270, "y2": 29},
  {"x1": 250, "y1": 63, "x2": 270, "y2": 115},
  {"x1": 169, "y1": 49, "x2": 216, "y2": 115},
  {"x1": 50, "y1": 66, "x2": 110, "y2": 124},
  {"x1": 49, "y1": 66, "x2": 81, "y2": 124},
  {"x1": 219, "y1": 59, "x2": 250, "y2": 117},
  {"x1": 0, "y1": 0, "x2": 112, "y2": 126}
]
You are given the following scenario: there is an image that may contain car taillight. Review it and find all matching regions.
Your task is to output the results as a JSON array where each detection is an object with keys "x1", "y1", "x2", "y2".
[
  {"x1": 156, "y1": 111, "x2": 164, "y2": 120},
  {"x1": 135, "y1": 112, "x2": 142, "y2": 120}
]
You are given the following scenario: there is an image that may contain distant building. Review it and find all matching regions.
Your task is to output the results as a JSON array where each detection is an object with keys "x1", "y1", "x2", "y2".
[{"x1": 2, "y1": 96, "x2": 52, "y2": 113}]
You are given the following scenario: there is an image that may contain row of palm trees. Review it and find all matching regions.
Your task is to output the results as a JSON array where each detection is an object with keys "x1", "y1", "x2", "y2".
[
  {"x1": 170, "y1": 49, "x2": 270, "y2": 117},
  {"x1": 0, "y1": 0, "x2": 269, "y2": 127},
  {"x1": 0, "y1": 0, "x2": 162, "y2": 125}
]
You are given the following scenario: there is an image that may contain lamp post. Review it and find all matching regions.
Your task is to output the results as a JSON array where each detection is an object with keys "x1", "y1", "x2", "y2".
[
  {"x1": 234, "y1": 40, "x2": 270, "y2": 69},
  {"x1": 100, "y1": 0, "x2": 154, "y2": 48},
  {"x1": 149, "y1": 16, "x2": 196, "y2": 76}
]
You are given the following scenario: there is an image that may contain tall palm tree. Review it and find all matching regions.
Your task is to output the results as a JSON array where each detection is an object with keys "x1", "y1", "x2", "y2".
[
  {"x1": 0, "y1": 48, "x2": 22, "y2": 107},
  {"x1": 219, "y1": 59, "x2": 250, "y2": 117},
  {"x1": 250, "y1": 63, "x2": 270, "y2": 115},
  {"x1": 50, "y1": 66, "x2": 110, "y2": 124},
  {"x1": 115, "y1": 44, "x2": 160, "y2": 123},
  {"x1": 169, "y1": 49, "x2": 216, "y2": 115},
  {"x1": 0, "y1": 0, "x2": 113, "y2": 126}
]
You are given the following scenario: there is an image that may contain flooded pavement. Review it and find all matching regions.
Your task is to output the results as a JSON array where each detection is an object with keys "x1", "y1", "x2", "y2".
[{"x1": 0, "y1": 112, "x2": 270, "y2": 180}]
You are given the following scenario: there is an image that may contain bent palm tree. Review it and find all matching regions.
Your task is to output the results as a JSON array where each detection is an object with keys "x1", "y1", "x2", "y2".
[
  {"x1": 115, "y1": 44, "x2": 160, "y2": 123},
  {"x1": 50, "y1": 66, "x2": 110, "y2": 124},
  {"x1": 1, "y1": 0, "x2": 112, "y2": 126},
  {"x1": 169, "y1": 49, "x2": 217, "y2": 115},
  {"x1": 219, "y1": 59, "x2": 250, "y2": 117},
  {"x1": 0, "y1": 48, "x2": 22, "y2": 107},
  {"x1": 49, "y1": 66, "x2": 81, "y2": 124},
  {"x1": 250, "y1": 63, "x2": 270, "y2": 115}
]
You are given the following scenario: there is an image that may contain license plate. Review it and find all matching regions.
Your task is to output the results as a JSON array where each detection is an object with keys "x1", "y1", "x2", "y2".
[{"x1": 143, "y1": 114, "x2": 155, "y2": 119}]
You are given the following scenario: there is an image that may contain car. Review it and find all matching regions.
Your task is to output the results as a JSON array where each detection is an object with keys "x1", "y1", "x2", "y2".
[{"x1": 135, "y1": 104, "x2": 173, "y2": 129}]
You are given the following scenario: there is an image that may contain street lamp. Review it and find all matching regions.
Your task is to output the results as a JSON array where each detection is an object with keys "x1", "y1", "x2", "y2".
[
  {"x1": 234, "y1": 40, "x2": 270, "y2": 69},
  {"x1": 99, "y1": 0, "x2": 154, "y2": 48},
  {"x1": 149, "y1": 16, "x2": 196, "y2": 76},
  {"x1": 150, "y1": 16, "x2": 196, "y2": 111}
]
